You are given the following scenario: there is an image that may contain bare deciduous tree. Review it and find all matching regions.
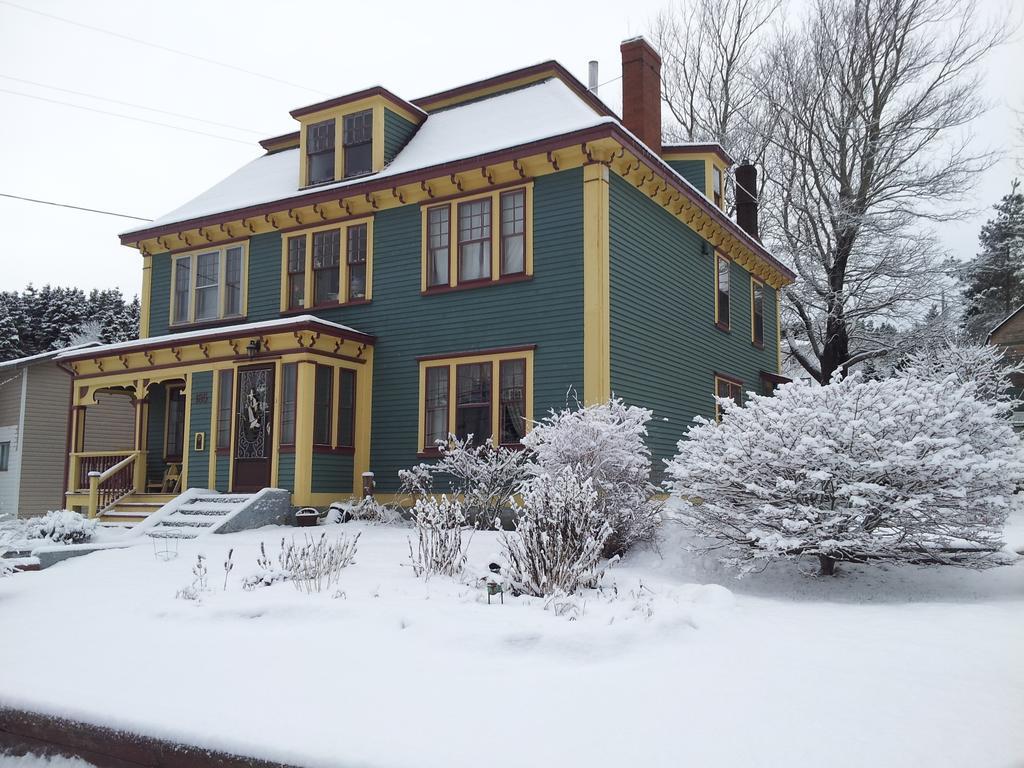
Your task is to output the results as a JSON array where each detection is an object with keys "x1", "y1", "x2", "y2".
[
  {"x1": 651, "y1": 0, "x2": 779, "y2": 159},
  {"x1": 757, "y1": 0, "x2": 1005, "y2": 382}
]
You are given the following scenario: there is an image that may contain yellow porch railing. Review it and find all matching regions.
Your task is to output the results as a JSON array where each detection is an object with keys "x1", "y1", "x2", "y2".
[{"x1": 69, "y1": 451, "x2": 144, "y2": 518}]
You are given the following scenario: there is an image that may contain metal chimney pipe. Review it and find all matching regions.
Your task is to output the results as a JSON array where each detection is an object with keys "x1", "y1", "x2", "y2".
[{"x1": 588, "y1": 60, "x2": 599, "y2": 93}]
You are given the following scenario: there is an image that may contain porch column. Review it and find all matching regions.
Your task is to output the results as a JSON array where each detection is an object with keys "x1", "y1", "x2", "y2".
[
  {"x1": 66, "y1": 396, "x2": 87, "y2": 493},
  {"x1": 354, "y1": 347, "x2": 374, "y2": 497},
  {"x1": 131, "y1": 381, "x2": 148, "y2": 493},
  {"x1": 293, "y1": 361, "x2": 315, "y2": 505}
]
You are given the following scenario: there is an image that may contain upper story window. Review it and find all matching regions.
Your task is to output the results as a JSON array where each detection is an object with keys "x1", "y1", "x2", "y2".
[
  {"x1": 714, "y1": 252, "x2": 731, "y2": 331},
  {"x1": 306, "y1": 119, "x2": 335, "y2": 186},
  {"x1": 171, "y1": 244, "x2": 246, "y2": 326},
  {"x1": 421, "y1": 184, "x2": 533, "y2": 293},
  {"x1": 343, "y1": 110, "x2": 373, "y2": 178},
  {"x1": 712, "y1": 166, "x2": 724, "y2": 208},
  {"x1": 417, "y1": 348, "x2": 533, "y2": 454},
  {"x1": 0, "y1": 441, "x2": 9, "y2": 472},
  {"x1": 282, "y1": 220, "x2": 373, "y2": 312},
  {"x1": 751, "y1": 277, "x2": 765, "y2": 347}
]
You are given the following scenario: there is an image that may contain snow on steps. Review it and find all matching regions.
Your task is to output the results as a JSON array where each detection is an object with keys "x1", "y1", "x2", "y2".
[{"x1": 133, "y1": 488, "x2": 291, "y2": 540}]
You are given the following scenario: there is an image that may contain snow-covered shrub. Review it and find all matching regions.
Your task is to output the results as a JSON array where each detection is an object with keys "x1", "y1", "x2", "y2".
[
  {"x1": 241, "y1": 540, "x2": 289, "y2": 590},
  {"x1": 524, "y1": 398, "x2": 661, "y2": 556},
  {"x1": 401, "y1": 435, "x2": 530, "y2": 520},
  {"x1": 407, "y1": 495, "x2": 472, "y2": 578},
  {"x1": 501, "y1": 466, "x2": 614, "y2": 597},
  {"x1": 345, "y1": 496, "x2": 403, "y2": 525},
  {"x1": 26, "y1": 510, "x2": 96, "y2": 545},
  {"x1": 899, "y1": 343, "x2": 1023, "y2": 414},
  {"x1": 665, "y1": 372, "x2": 1024, "y2": 576}
]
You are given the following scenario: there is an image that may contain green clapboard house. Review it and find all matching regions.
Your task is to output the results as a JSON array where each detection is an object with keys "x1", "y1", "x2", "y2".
[{"x1": 58, "y1": 37, "x2": 794, "y2": 521}]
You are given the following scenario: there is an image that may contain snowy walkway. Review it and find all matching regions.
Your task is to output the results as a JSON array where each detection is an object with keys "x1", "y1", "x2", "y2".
[{"x1": 0, "y1": 521, "x2": 1020, "y2": 768}]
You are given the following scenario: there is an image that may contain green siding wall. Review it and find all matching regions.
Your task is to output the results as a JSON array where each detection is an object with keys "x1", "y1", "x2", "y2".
[
  {"x1": 667, "y1": 159, "x2": 705, "y2": 193},
  {"x1": 186, "y1": 371, "x2": 212, "y2": 489},
  {"x1": 149, "y1": 255, "x2": 171, "y2": 337},
  {"x1": 277, "y1": 452, "x2": 295, "y2": 492},
  {"x1": 145, "y1": 385, "x2": 167, "y2": 486},
  {"x1": 247, "y1": 232, "x2": 282, "y2": 320},
  {"x1": 384, "y1": 110, "x2": 419, "y2": 165},
  {"x1": 608, "y1": 172, "x2": 778, "y2": 482},
  {"x1": 311, "y1": 452, "x2": 354, "y2": 494},
  {"x1": 215, "y1": 455, "x2": 230, "y2": 492}
]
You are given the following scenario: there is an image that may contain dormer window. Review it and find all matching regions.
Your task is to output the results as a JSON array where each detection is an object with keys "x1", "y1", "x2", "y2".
[
  {"x1": 713, "y1": 166, "x2": 723, "y2": 208},
  {"x1": 343, "y1": 110, "x2": 373, "y2": 178},
  {"x1": 306, "y1": 119, "x2": 335, "y2": 185}
]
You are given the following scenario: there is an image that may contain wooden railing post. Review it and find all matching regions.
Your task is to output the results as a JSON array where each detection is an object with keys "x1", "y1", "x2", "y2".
[
  {"x1": 132, "y1": 450, "x2": 146, "y2": 493},
  {"x1": 87, "y1": 471, "x2": 101, "y2": 519}
]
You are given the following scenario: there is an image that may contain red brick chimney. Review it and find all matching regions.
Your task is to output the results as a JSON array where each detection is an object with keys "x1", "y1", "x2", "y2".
[{"x1": 620, "y1": 37, "x2": 662, "y2": 154}]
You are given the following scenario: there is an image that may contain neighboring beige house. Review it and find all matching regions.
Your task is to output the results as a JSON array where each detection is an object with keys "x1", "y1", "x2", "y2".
[
  {"x1": 988, "y1": 304, "x2": 1024, "y2": 428},
  {"x1": 0, "y1": 344, "x2": 134, "y2": 518}
]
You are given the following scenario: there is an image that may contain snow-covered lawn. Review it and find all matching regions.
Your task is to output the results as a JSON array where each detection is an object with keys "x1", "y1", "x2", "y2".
[{"x1": 0, "y1": 518, "x2": 1021, "y2": 768}]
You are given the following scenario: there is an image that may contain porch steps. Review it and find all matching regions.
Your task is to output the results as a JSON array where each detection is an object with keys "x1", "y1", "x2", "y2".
[
  {"x1": 98, "y1": 494, "x2": 175, "y2": 527},
  {"x1": 141, "y1": 493, "x2": 261, "y2": 539}
]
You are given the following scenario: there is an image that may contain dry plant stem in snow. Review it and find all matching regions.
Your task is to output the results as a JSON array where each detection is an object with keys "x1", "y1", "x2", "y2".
[
  {"x1": 284, "y1": 532, "x2": 360, "y2": 594},
  {"x1": 502, "y1": 467, "x2": 614, "y2": 597},
  {"x1": 664, "y1": 372, "x2": 1024, "y2": 576},
  {"x1": 407, "y1": 495, "x2": 472, "y2": 579}
]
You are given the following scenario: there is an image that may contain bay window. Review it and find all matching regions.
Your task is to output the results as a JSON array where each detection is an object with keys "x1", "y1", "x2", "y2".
[
  {"x1": 337, "y1": 368, "x2": 356, "y2": 449},
  {"x1": 280, "y1": 363, "x2": 297, "y2": 446},
  {"x1": 216, "y1": 369, "x2": 233, "y2": 452},
  {"x1": 170, "y1": 244, "x2": 247, "y2": 326},
  {"x1": 313, "y1": 364, "x2": 333, "y2": 446}
]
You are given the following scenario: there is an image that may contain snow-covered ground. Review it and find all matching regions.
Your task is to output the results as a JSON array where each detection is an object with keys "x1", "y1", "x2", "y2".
[{"x1": 0, "y1": 516, "x2": 1021, "y2": 768}]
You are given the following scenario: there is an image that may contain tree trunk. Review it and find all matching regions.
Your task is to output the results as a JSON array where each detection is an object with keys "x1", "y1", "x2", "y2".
[{"x1": 818, "y1": 555, "x2": 837, "y2": 576}]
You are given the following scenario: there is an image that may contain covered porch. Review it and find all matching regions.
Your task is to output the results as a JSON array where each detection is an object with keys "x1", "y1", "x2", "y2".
[{"x1": 57, "y1": 316, "x2": 375, "y2": 520}]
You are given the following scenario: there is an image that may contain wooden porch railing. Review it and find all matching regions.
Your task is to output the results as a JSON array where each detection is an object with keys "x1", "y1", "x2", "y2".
[{"x1": 69, "y1": 451, "x2": 143, "y2": 518}]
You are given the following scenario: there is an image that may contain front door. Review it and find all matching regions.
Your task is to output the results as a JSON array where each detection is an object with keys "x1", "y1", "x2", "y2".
[{"x1": 233, "y1": 365, "x2": 274, "y2": 492}]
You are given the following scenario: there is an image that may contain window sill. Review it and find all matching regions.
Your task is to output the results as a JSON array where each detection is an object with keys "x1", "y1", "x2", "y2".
[
  {"x1": 314, "y1": 445, "x2": 355, "y2": 455},
  {"x1": 168, "y1": 316, "x2": 246, "y2": 332},
  {"x1": 751, "y1": 340, "x2": 765, "y2": 350},
  {"x1": 280, "y1": 445, "x2": 296, "y2": 454},
  {"x1": 422, "y1": 273, "x2": 533, "y2": 296},
  {"x1": 280, "y1": 300, "x2": 371, "y2": 317},
  {"x1": 714, "y1": 321, "x2": 731, "y2": 333}
]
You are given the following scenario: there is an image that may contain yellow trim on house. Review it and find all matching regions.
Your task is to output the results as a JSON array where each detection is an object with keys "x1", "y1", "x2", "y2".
[
  {"x1": 416, "y1": 348, "x2": 534, "y2": 453},
  {"x1": 582, "y1": 163, "x2": 610, "y2": 405},
  {"x1": 353, "y1": 345, "x2": 373, "y2": 495},
  {"x1": 419, "y1": 183, "x2": 534, "y2": 292},
  {"x1": 776, "y1": 291, "x2": 783, "y2": 374},
  {"x1": 713, "y1": 375, "x2": 742, "y2": 421},
  {"x1": 661, "y1": 151, "x2": 728, "y2": 207},
  {"x1": 292, "y1": 361, "x2": 315, "y2": 503},
  {"x1": 169, "y1": 242, "x2": 249, "y2": 328},
  {"x1": 140, "y1": 254, "x2": 152, "y2": 338},
  {"x1": 279, "y1": 217, "x2": 374, "y2": 311},
  {"x1": 180, "y1": 376, "x2": 192, "y2": 488}
]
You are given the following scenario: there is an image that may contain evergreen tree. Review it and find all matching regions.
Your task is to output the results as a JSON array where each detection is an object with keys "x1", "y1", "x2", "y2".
[
  {"x1": 100, "y1": 295, "x2": 140, "y2": 343},
  {"x1": 0, "y1": 304, "x2": 22, "y2": 362},
  {"x1": 36, "y1": 285, "x2": 86, "y2": 351},
  {"x1": 962, "y1": 180, "x2": 1024, "y2": 341}
]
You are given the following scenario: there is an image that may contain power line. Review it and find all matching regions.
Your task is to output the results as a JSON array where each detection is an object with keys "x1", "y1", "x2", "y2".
[
  {"x1": 0, "y1": 88, "x2": 255, "y2": 145},
  {"x1": 0, "y1": 0, "x2": 331, "y2": 97},
  {"x1": 0, "y1": 74, "x2": 269, "y2": 135},
  {"x1": 0, "y1": 192, "x2": 152, "y2": 221}
]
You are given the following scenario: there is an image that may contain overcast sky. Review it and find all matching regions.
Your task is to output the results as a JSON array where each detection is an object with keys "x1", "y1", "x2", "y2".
[{"x1": 0, "y1": 0, "x2": 1020, "y2": 299}]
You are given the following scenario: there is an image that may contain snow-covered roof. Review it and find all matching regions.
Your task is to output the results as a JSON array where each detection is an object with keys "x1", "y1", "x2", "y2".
[
  {"x1": 0, "y1": 342, "x2": 100, "y2": 371},
  {"x1": 55, "y1": 316, "x2": 370, "y2": 361},
  {"x1": 122, "y1": 79, "x2": 611, "y2": 237}
]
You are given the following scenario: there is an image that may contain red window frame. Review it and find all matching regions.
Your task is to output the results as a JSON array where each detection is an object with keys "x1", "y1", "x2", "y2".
[
  {"x1": 347, "y1": 223, "x2": 368, "y2": 302},
  {"x1": 337, "y1": 368, "x2": 356, "y2": 450},
  {"x1": 426, "y1": 205, "x2": 450, "y2": 288},
  {"x1": 499, "y1": 189, "x2": 526, "y2": 277},
  {"x1": 715, "y1": 375, "x2": 743, "y2": 421},
  {"x1": 216, "y1": 369, "x2": 233, "y2": 453},
  {"x1": 306, "y1": 119, "x2": 335, "y2": 185},
  {"x1": 313, "y1": 364, "x2": 333, "y2": 448},
  {"x1": 312, "y1": 229, "x2": 341, "y2": 306},
  {"x1": 751, "y1": 279, "x2": 765, "y2": 347},
  {"x1": 279, "y1": 363, "x2": 298, "y2": 447},
  {"x1": 715, "y1": 252, "x2": 731, "y2": 331},
  {"x1": 457, "y1": 198, "x2": 492, "y2": 284},
  {"x1": 287, "y1": 235, "x2": 306, "y2": 310},
  {"x1": 498, "y1": 358, "x2": 527, "y2": 446},
  {"x1": 423, "y1": 365, "x2": 449, "y2": 452},
  {"x1": 455, "y1": 362, "x2": 492, "y2": 445}
]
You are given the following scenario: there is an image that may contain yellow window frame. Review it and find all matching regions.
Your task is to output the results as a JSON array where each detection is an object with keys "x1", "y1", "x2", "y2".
[
  {"x1": 417, "y1": 348, "x2": 534, "y2": 452},
  {"x1": 750, "y1": 275, "x2": 765, "y2": 347},
  {"x1": 169, "y1": 242, "x2": 249, "y2": 327},
  {"x1": 713, "y1": 374, "x2": 743, "y2": 421},
  {"x1": 297, "y1": 100, "x2": 389, "y2": 187},
  {"x1": 420, "y1": 183, "x2": 534, "y2": 292},
  {"x1": 279, "y1": 217, "x2": 374, "y2": 312},
  {"x1": 714, "y1": 251, "x2": 731, "y2": 330}
]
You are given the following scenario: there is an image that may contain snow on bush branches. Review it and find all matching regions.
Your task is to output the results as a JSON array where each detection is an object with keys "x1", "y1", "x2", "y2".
[
  {"x1": 501, "y1": 466, "x2": 614, "y2": 597},
  {"x1": 898, "y1": 342, "x2": 1023, "y2": 413},
  {"x1": 664, "y1": 372, "x2": 1024, "y2": 575},
  {"x1": 523, "y1": 397, "x2": 661, "y2": 556}
]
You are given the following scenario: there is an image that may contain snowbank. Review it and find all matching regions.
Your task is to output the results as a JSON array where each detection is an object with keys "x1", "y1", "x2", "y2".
[{"x1": 0, "y1": 520, "x2": 1021, "y2": 767}]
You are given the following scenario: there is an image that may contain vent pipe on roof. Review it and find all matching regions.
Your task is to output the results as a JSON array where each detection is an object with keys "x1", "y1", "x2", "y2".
[{"x1": 588, "y1": 60, "x2": 599, "y2": 93}]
